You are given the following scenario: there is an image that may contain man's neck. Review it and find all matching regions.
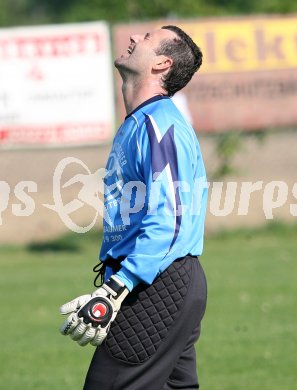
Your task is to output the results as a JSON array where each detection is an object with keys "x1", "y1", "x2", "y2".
[{"x1": 121, "y1": 79, "x2": 167, "y2": 115}]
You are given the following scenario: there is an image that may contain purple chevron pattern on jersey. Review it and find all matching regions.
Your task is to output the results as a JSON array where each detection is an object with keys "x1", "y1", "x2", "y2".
[{"x1": 144, "y1": 115, "x2": 181, "y2": 251}]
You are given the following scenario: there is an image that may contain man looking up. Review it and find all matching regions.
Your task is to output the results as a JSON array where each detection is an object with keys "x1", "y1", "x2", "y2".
[{"x1": 60, "y1": 25, "x2": 208, "y2": 390}]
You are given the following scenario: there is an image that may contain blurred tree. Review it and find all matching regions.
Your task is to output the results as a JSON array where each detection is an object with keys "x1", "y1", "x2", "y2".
[
  {"x1": 0, "y1": 0, "x2": 297, "y2": 27},
  {"x1": 0, "y1": 0, "x2": 26, "y2": 26}
]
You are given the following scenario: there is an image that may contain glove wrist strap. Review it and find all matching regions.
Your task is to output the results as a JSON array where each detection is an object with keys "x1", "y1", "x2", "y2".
[{"x1": 104, "y1": 275, "x2": 129, "y2": 300}]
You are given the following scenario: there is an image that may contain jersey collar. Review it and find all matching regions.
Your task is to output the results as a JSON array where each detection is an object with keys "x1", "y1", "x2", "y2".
[{"x1": 125, "y1": 95, "x2": 169, "y2": 120}]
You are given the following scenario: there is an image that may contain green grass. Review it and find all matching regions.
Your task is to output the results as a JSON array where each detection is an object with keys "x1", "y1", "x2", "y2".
[
  {"x1": 0, "y1": 223, "x2": 296, "y2": 389},
  {"x1": 199, "y1": 223, "x2": 297, "y2": 389}
]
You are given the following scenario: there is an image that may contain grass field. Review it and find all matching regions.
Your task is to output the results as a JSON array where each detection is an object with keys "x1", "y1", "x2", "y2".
[{"x1": 0, "y1": 223, "x2": 296, "y2": 389}]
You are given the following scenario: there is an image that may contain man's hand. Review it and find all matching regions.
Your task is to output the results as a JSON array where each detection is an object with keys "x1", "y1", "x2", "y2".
[{"x1": 59, "y1": 275, "x2": 129, "y2": 346}]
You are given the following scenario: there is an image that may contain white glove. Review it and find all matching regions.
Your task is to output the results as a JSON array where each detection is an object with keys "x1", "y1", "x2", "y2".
[{"x1": 59, "y1": 275, "x2": 129, "y2": 346}]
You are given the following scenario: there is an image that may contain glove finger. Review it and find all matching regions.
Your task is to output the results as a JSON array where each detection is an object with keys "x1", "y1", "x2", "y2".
[
  {"x1": 90, "y1": 328, "x2": 108, "y2": 346},
  {"x1": 60, "y1": 312, "x2": 79, "y2": 335},
  {"x1": 60, "y1": 294, "x2": 90, "y2": 315},
  {"x1": 70, "y1": 321, "x2": 87, "y2": 341},
  {"x1": 76, "y1": 327, "x2": 96, "y2": 346}
]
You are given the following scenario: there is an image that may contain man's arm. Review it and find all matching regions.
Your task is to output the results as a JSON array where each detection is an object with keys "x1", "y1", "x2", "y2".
[{"x1": 114, "y1": 113, "x2": 200, "y2": 290}]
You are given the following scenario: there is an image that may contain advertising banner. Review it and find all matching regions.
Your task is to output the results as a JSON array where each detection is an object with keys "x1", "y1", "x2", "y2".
[
  {"x1": 113, "y1": 16, "x2": 297, "y2": 132},
  {"x1": 0, "y1": 22, "x2": 115, "y2": 147}
]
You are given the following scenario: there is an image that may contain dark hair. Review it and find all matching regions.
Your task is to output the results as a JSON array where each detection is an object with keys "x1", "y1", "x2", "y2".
[{"x1": 155, "y1": 25, "x2": 203, "y2": 97}]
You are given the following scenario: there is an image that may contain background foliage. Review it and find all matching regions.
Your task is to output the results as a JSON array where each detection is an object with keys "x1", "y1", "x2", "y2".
[{"x1": 1, "y1": 0, "x2": 297, "y2": 27}]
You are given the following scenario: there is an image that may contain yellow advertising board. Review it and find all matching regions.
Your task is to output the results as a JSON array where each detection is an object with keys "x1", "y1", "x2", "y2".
[
  {"x1": 114, "y1": 16, "x2": 297, "y2": 132},
  {"x1": 179, "y1": 16, "x2": 297, "y2": 74}
]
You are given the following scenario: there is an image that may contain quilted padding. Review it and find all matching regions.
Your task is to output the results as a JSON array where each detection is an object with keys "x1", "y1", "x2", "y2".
[{"x1": 105, "y1": 257, "x2": 192, "y2": 364}]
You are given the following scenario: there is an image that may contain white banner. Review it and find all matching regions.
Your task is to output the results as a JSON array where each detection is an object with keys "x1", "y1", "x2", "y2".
[{"x1": 0, "y1": 22, "x2": 115, "y2": 147}]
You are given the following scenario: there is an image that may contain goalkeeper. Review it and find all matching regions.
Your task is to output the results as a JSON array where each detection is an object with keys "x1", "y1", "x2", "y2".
[{"x1": 60, "y1": 25, "x2": 208, "y2": 390}]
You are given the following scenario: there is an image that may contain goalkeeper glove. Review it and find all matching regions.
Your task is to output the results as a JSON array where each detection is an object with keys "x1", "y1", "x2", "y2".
[{"x1": 59, "y1": 275, "x2": 129, "y2": 346}]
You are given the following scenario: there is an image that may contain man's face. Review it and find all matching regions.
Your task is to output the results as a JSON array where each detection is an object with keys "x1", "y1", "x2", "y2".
[{"x1": 114, "y1": 28, "x2": 176, "y2": 75}]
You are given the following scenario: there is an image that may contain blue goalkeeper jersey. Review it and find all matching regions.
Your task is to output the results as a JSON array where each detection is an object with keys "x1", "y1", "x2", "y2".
[{"x1": 100, "y1": 95, "x2": 208, "y2": 291}]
